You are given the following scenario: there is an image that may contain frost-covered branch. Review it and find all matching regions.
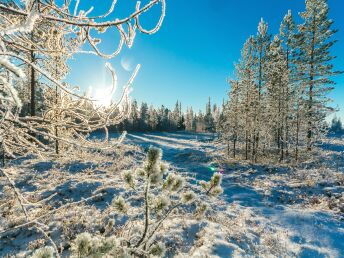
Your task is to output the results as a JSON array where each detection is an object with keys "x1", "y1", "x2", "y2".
[{"x1": 0, "y1": 0, "x2": 165, "y2": 158}]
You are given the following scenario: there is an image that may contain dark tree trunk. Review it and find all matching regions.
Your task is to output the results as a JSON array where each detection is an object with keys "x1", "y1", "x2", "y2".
[
  {"x1": 1, "y1": 142, "x2": 5, "y2": 167},
  {"x1": 295, "y1": 107, "x2": 300, "y2": 163},
  {"x1": 245, "y1": 132, "x2": 248, "y2": 160},
  {"x1": 30, "y1": 49, "x2": 36, "y2": 117},
  {"x1": 307, "y1": 16, "x2": 316, "y2": 152},
  {"x1": 233, "y1": 135, "x2": 237, "y2": 159},
  {"x1": 55, "y1": 68, "x2": 59, "y2": 154}
]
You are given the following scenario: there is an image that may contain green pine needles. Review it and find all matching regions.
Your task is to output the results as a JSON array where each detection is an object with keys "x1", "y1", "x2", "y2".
[{"x1": 32, "y1": 146, "x2": 223, "y2": 257}]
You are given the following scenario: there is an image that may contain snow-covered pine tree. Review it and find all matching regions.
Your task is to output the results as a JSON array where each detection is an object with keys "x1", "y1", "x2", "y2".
[
  {"x1": 129, "y1": 100, "x2": 140, "y2": 131},
  {"x1": 195, "y1": 110, "x2": 206, "y2": 132},
  {"x1": 216, "y1": 99, "x2": 227, "y2": 140},
  {"x1": 57, "y1": 147, "x2": 223, "y2": 257},
  {"x1": 296, "y1": 0, "x2": 341, "y2": 151},
  {"x1": 212, "y1": 103, "x2": 221, "y2": 134},
  {"x1": 223, "y1": 80, "x2": 241, "y2": 158},
  {"x1": 139, "y1": 102, "x2": 149, "y2": 131},
  {"x1": 148, "y1": 105, "x2": 159, "y2": 131},
  {"x1": 171, "y1": 100, "x2": 184, "y2": 131},
  {"x1": 157, "y1": 105, "x2": 169, "y2": 131},
  {"x1": 177, "y1": 102, "x2": 185, "y2": 130},
  {"x1": 329, "y1": 116, "x2": 344, "y2": 135},
  {"x1": 221, "y1": 0, "x2": 340, "y2": 164},
  {"x1": 251, "y1": 18, "x2": 271, "y2": 162},
  {"x1": 185, "y1": 107, "x2": 194, "y2": 131},
  {"x1": 265, "y1": 35, "x2": 290, "y2": 161},
  {"x1": 236, "y1": 36, "x2": 257, "y2": 160},
  {"x1": 204, "y1": 97, "x2": 215, "y2": 132},
  {"x1": 279, "y1": 10, "x2": 298, "y2": 160}
]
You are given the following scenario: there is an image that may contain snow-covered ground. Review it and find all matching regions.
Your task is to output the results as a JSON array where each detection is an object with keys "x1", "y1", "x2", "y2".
[
  {"x1": 124, "y1": 132, "x2": 344, "y2": 257},
  {"x1": 1, "y1": 132, "x2": 343, "y2": 257}
]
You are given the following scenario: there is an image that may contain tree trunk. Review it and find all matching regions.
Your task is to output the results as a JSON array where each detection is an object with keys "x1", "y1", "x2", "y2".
[
  {"x1": 307, "y1": 15, "x2": 316, "y2": 152},
  {"x1": 1, "y1": 142, "x2": 5, "y2": 167},
  {"x1": 227, "y1": 140, "x2": 230, "y2": 157},
  {"x1": 254, "y1": 134, "x2": 259, "y2": 163},
  {"x1": 55, "y1": 68, "x2": 59, "y2": 154},
  {"x1": 55, "y1": 126, "x2": 59, "y2": 154},
  {"x1": 245, "y1": 131, "x2": 248, "y2": 160},
  {"x1": 285, "y1": 47, "x2": 290, "y2": 159},
  {"x1": 254, "y1": 45, "x2": 263, "y2": 163},
  {"x1": 295, "y1": 105, "x2": 300, "y2": 163},
  {"x1": 285, "y1": 49, "x2": 290, "y2": 159},
  {"x1": 30, "y1": 49, "x2": 36, "y2": 117},
  {"x1": 307, "y1": 82, "x2": 314, "y2": 151},
  {"x1": 135, "y1": 179, "x2": 150, "y2": 248}
]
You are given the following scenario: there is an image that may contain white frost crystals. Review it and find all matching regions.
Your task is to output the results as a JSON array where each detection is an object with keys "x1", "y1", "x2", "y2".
[
  {"x1": 0, "y1": 0, "x2": 166, "y2": 158},
  {"x1": 1, "y1": 9, "x2": 39, "y2": 36},
  {"x1": 0, "y1": 8, "x2": 40, "y2": 116}
]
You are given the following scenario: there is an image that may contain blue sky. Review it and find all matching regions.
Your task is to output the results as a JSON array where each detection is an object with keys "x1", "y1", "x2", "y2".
[{"x1": 67, "y1": 0, "x2": 344, "y2": 118}]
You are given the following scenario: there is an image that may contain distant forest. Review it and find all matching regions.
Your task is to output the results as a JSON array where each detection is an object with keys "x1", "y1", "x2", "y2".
[
  {"x1": 329, "y1": 117, "x2": 344, "y2": 135},
  {"x1": 111, "y1": 97, "x2": 344, "y2": 136},
  {"x1": 111, "y1": 98, "x2": 223, "y2": 133}
]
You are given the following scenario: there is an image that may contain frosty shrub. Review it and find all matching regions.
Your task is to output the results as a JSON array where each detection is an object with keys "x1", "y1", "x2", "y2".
[
  {"x1": 46, "y1": 146, "x2": 222, "y2": 257},
  {"x1": 31, "y1": 246, "x2": 54, "y2": 258},
  {"x1": 70, "y1": 233, "x2": 118, "y2": 257},
  {"x1": 149, "y1": 243, "x2": 166, "y2": 257},
  {"x1": 199, "y1": 172, "x2": 224, "y2": 196}
]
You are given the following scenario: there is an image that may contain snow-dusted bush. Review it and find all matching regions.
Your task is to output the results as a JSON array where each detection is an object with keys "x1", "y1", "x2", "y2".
[
  {"x1": 29, "y1": 146, "x2": 222, "y2": 257},
  {"x1": 113, "y1": 146, "x2": 223, "y2": 255},
  {"x1": 70, "y1": 233, "x2": 118, "y2": 257},
  {"x1": 31, "y1": 246, "x2": 55, "y2": 258}
]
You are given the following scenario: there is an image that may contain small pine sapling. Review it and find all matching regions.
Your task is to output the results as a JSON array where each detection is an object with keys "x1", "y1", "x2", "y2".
[
  {"x1": 199, "y1": 172, "x2": 224, "y2": 197},
  {"x1": 33, "y1": 147, "x2": 223, "y2": 257},
  {"x1": 31, "y1": 246, "x2": 55, "y2": 258}
]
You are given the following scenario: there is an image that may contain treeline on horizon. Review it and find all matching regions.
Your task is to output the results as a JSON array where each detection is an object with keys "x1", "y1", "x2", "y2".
[
  {"x1": 110, "y1": 98, "x2": 223, "y2": 133},
  {"x1": 109, "y1": 97, "x2": 344, "y2": 137}
]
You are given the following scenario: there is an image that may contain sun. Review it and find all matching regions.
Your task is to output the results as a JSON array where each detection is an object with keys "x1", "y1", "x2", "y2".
[{"x1": 92, "y1": 86, "x2": 114, "y2": 107}]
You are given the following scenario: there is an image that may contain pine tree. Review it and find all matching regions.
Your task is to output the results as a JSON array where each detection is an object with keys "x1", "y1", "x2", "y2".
[
  {"x1": 279, "y1": 10, "x2": 298, "y2": 160},
  {"x1": 252, "y1": 18, "x2": 271, "y2": 162},
  {"x1": 212, "y1": 104, "x2": 221, "y2": 134},
  {"x1": 148, "y1": 105, "x2": 159, "y2": 131},
  {"x1": 204, "y1": 97, "x2": 215, "y2": 132},
  {"x1": 185, "y1": 107, "x2": 194, "y2": 131},
  {"x1": 130, "y1": 100, "x2": 140, "y2": 131},
  {"x1": 139, "y1": 102, "x2": 149, "y2": 131},
  {"x1": 329, "y1": 116, "x2": 344, "y2": 135},
  {"x1": 296, "y1": 0, "x2": 341, "y2": 151},
  {"x1": 266, "y1": 35, "x2": 289, "y2": 161},
  {"x1": 221, "y1": 0, "x2": 340, "y2": 164},
  {"x1": 237, "y1": 36, "x2": 257, "y2": 160},
  {"x1": 195, "y1": 111, "x2": 206, "y2": 132},
  {"x1": 224, "y1": 80, "x2": 241, "y2": 158},
  {"x1": 171, "y1": 101, "x2": 178, "y2": 130}
]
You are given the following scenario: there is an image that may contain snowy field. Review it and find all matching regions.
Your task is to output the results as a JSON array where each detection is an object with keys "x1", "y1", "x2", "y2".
[
  {"x1": 1, "y1": 132, "x2": 344, "y2": 257},
  {"x1": 124, "y1": 132, "x2": 344, "y2": 257}
]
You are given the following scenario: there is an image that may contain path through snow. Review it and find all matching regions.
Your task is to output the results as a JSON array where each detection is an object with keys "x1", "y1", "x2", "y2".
[{"x1": 125, "y1": 132, "x2": 344, "y2": 258}]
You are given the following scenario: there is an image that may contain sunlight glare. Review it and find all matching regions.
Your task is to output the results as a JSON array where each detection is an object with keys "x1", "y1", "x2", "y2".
[{"x1": 91, "y1": 86, "x2": 114, "y2": 107}]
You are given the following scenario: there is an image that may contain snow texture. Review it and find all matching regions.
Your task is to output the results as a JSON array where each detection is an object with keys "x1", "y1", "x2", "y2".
[{"x1": 1, "y1": 132, "x2": 344, "y2": 257}]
